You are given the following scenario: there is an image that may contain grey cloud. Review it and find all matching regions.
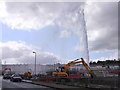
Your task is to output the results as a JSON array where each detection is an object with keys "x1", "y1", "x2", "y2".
[
  {"x1": 1, "y1": 41, "x2": 60, "y2": 64},
  {"x1": 1, "y1": 2, "x2": 85, "y2": 30},
  {"x1": 19, "y1": 52, "x2": 59, "y2": 64},
  {"x1": 85, "y1": 2, "x2": 118, "y2": 52},
  {"x1": 0, "y1": 2, "x2": 118, "y2": 55},
  {"x1": 2, "y1": 46, "x2": 23, "y2": 59}
]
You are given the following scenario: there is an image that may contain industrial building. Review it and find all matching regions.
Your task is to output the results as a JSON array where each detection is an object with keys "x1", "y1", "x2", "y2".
[
  {"x1": 2, "y1": 63, "x2": 86, "y2": 75},
  {"x1": 2, "y1": 63, "x2": 119, "y2": 77}
]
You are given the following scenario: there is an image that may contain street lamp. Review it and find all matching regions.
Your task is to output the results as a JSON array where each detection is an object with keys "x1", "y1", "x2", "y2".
[{"x1": 33, "y1": 52, "x2": 36, "y2": 76}]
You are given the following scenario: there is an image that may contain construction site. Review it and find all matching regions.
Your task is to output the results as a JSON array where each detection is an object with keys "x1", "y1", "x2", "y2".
[{"x1": 1, "y1": 58, "x2": 120, "y2": 89}]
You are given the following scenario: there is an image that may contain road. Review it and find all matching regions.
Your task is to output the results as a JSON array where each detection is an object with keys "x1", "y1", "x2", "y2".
[
  {"x1": 1, "y1": 76, "x2": 101, "y2": 90},
  {"x1": 2, "y1": 79, "x2": 96, "y2": 90},
  {"x1": 2, "y1": 78, "x2": 55, "y2": 89},
  {"x1": 0, "y1": 76, "x2": 2, "y2": 90}
]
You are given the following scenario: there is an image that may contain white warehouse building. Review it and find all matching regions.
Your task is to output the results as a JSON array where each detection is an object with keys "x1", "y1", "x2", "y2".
[
  {"x1": 2, "y1": 64, "x2": 57, "y2": 75},
  {"x1": 2, "y1": 63, "x2": 86, "y2": 75},
  {"x1": 2, "y1": 63, "x2": 67, "y2": 75}
]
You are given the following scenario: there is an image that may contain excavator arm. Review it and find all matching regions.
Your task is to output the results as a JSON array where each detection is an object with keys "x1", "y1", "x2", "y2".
[
  {"x1": 81, "y1": 58, "x2": 96, "y2": 78},
  {"x1": 63, "y1": 58, "x2": 96, "y2": 78}
]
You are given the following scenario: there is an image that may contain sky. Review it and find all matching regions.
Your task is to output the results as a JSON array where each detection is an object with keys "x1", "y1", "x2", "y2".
[{"x1": 0, "y1": 1, "x2": 118, "y2": 65}]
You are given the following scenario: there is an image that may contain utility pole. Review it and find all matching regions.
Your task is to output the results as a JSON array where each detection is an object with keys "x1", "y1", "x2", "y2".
[{"x1": 33, "y1": 52, "x2": 36, "y2": 76}]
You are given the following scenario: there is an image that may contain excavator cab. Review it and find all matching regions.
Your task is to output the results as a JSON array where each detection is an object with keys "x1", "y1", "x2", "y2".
[
  {"x1": 60, "y1": 67, "x2": 65, "y2": 72},
  {"x1": 53, "y1": 67, "x2": 68, "y2": 79},
  {"x1": 55, "y1": 67, "x2": 65, "y2": 72}
]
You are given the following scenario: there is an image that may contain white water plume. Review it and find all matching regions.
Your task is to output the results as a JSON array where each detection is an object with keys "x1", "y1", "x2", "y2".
[
  {"x1": 74, "y1": 9, "x2": 89, "y2": 65},
  {"x1": 56, "y1": 8, "x2": 90, "y2": 65}
]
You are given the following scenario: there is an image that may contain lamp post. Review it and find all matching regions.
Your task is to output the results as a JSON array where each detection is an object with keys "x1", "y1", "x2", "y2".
[{"x1": 33, "y1": 52, "x2": 36, "y2": 76}]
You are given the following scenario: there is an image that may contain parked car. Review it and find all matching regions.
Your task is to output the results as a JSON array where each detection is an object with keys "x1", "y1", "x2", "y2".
[
  {"x1": 3, "y1": 74, "x2": 11, "y2": 79},
  {"x1": 10, "y1": 74, "x2": 22, "y2": 82}
]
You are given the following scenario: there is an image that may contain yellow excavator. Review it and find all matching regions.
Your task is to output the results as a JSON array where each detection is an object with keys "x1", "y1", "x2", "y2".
[
  {"x1": 23, "y1": 72, "x2": 32, "y2": 80},
  {"x1": 53, "y1": 58, "x2": 96, "y2": 81}
]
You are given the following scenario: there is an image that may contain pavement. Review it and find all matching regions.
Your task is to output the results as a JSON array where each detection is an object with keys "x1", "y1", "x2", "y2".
[
  {"x1": 22, "y1": 80, "x2": 99, "y2": 90},
  {"x1": 22, "y1": 79, "x2": 120, "y2": 90},
  {"x1": 0, "y1": 76, "x2": 94, "y2": 90},
  {"x1": 2, "y1": 78, "x2": 55, "y2": 90},
  {"x1": 0, "y1": 76, "x2": 2, "y2": 90},
  {"x1": 22, "y1": 80, "x2": 79, "y2": 89},
  {"x1": 2, "y1": 79, "x2": 94, "y2": 90},
  {"x1": 2, "y1": 79, "x2": 51, "y2": 89}
]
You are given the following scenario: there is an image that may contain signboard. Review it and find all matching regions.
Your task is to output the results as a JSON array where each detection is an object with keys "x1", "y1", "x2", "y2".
[{"x1": 4, "y1": 68, "x2": 11, "y2": 71}]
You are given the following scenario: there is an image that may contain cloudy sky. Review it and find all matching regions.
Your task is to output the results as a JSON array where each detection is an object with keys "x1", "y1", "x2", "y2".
[{"x1": 0, "y1": 1, "x2": 118, "y2": 64}]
